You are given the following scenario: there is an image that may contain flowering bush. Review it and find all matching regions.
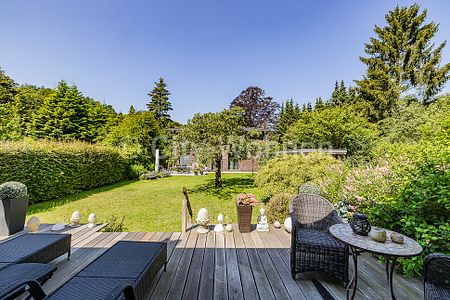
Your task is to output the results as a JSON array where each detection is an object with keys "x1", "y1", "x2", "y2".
[
  {"x1": 237, "y1": 193, "x2": 257, "y2": 206},
  {"x1": 319, "y1": 141, "x2": 450, "y2": 276}
]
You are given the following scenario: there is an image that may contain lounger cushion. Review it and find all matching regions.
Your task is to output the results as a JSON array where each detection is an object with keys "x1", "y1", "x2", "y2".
[
  {"x1": 48, "y1": 277, "x2": 131, "y2": 300},
  {"x1": 76, "y1": 241, "x2": 165, "y2": 279},
  {"x1": 0, "y1": 263, "x2": 56, "y2": 299},
  {"x1": 0, "y1": 234, "x2": 71, "y2": 264}
]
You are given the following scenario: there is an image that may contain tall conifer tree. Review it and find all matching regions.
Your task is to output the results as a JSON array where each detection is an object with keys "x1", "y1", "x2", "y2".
[{"x1": 356, "y1": 4, "x2": 450, "y2": 120}]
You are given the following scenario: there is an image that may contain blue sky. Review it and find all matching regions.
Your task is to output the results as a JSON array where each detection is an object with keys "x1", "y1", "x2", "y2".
[{"x1": 1, "y1": 1, "x2": 449, "y2": 123}]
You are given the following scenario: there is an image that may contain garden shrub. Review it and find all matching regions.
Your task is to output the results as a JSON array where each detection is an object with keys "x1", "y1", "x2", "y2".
[
  {"x1": 255, "y1": 151, "x2": 344, "y2": 196},
  {"x1": 298, "y1": 181, "x2": 322, "y2": 195},
  {"x1": 0, "y1": 139, "x2": 128, "y2": 203},
  {"x1": 0, "y1": 181, "x2": 27, "y2": 200},
  {"x1": 283, "y1": 105, "x2": 379, "y2": 156},
  {"x1": 129, "y1": 164, "x2": 147, "y2": 179},
  {"x1": 319, "y1": 141, "x2": 449, "y2": 276},
  {"x1": 265, "y1": 192, "x2": 295, "y2": 223}
]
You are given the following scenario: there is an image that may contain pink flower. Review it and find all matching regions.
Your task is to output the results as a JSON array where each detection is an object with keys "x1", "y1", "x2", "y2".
[
  {"x1": 355, "y1": 196, "x2": 363, "y2": 203},
  {"x1": 238, "y1": 193, "x2": 246, "y2": 200},
  {"x1": 345, "y1": 185, "x2": 352, "y2": 192}
]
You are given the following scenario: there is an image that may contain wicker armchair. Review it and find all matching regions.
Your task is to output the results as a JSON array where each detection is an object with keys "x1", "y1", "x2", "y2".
[
  {"x1": 424, "y1": 253, "x2": 450, "y2": 300},
  {"x1": 289, "y1": 193, "x2": 348, "y2": 285}
]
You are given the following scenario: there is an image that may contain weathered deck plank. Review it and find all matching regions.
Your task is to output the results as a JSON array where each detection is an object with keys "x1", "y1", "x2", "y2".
[{"x1": 12, "y1": 224, "x2": 424, "y2": 300}]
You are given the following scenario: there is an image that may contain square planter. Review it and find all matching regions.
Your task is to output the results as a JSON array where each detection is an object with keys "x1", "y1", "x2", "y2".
[
  {"x1": 0, "y1": 197, "x2": 29, "y2": 236},
  {"x1": 236, "y1": 203, "x2": 253, "y2": 233}
]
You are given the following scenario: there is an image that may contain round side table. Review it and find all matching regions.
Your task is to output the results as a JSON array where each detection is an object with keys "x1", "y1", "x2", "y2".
[{"x1": 329, "y1": 224, "x2": 422, "y2": 300}]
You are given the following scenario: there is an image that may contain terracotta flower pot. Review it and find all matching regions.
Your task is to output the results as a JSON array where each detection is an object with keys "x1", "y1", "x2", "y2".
[{"x1": 236, "y1": 203, "x2": 253, "y2": 233}]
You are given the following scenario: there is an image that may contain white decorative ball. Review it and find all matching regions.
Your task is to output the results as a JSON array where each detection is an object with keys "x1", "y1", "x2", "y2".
[
  {"x1": 71, "y1": 211, "x2": 81, "y2": 225},
  {"x1": 225, "y1": 224, "x2": 233, "y2": 232},
  {"x1": 217, "y1": 213, "x2": 224, "y2": 223},
  {"x1": 88, "y1": 213, "x2": 96, "y2": 227},
  {"x1": 26, "y1": 216, "x2": 40, "y2": 232},
  {"x1": 274, "y1": 221, "x2": 281, "y2": 229},
  {"x1": 284, "y1": 217, "x2": 292, "y2": 233}
]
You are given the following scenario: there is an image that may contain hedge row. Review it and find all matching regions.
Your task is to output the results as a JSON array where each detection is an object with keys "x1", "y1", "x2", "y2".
[{"x1": 0, "y1": 139, "x2": 129, "y2": 203}]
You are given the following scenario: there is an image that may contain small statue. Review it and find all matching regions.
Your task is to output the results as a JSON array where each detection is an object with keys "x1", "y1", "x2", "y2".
[
  {"x1": 256, "y1": 208, "x2": 269, "y2": 232},
  {"x1": 88, "y1": 213, "x2": 96, "y2": 228},
  {"x1": 196, "y1": 208, "x2": 210, "y2": 233},
  {"x1": 214, "y1": 213, "x2": 224, "y2": 232}
]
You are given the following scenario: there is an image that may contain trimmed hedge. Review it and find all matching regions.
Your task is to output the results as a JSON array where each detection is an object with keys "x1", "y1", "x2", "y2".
[{"x1": 0, "y1": 139, "x2": 129, "y2": 203}]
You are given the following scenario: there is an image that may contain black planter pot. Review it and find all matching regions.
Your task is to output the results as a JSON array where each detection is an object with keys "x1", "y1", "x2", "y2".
[{"x1": 0, "y1": 197, "x2": 29, "y2": 236}]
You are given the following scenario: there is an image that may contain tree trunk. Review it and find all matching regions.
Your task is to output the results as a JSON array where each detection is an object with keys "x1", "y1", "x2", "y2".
[{"x1": 215, "y1": 157, "x2": 222, "y2": 188}]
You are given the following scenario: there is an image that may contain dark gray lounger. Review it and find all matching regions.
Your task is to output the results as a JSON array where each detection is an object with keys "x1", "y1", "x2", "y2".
[
  {"x1": 0, "y1": 233, "x2": 71, "y2": 270},
  {"x1": 0, "y1": 263, "x2": 56, "y2": 300},
  {"x1": 42, "y1": 241, "x2": 167, "y2": 300}
]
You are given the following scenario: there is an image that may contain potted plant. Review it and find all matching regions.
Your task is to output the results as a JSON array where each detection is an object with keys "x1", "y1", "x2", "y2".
[
  {"x1": 236, "y1": 193, "x2": 257, "y2": 233},
  {"x1": 0, "y1": 181, "x2": 29, "y2": 236}
]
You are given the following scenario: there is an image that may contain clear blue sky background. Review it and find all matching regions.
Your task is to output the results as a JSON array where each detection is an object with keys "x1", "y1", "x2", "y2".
[{"x1": 1, "y1": 0, "x2": 449, "y2": 123}]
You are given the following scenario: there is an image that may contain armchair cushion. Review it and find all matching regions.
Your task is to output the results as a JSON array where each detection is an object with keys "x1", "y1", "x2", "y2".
[{"x1": 296, "y1": 229, "x2": 345, "y2": 250}]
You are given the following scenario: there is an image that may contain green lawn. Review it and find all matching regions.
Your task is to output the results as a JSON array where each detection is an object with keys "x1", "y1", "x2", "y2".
[{"x1": 27, "y1": 173, "x2": 267, "y2": 232}]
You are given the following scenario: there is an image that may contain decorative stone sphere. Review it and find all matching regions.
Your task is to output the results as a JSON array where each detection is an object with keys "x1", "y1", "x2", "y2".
[
  {"x1": 225, "y1": 224, "x2": 233, "y2": 232},
  {"x1": 70, "y1": 211, "x2": 81, "y2": 226},
  {"x1": 26, "y1": 216, "x2": 40, "y2": 232},
  {"x1": 273, "y1": 221, "x2": 281, "y2": 229},
  {"x1": 284, "y1": 217, "x2": 292, "y2": 233},
  {"x1": 88, "y1": 213, "x2": 96, "y2": 228},
  {"x1": 217, "y1": 213, "x2": 224, "y2": 223}
]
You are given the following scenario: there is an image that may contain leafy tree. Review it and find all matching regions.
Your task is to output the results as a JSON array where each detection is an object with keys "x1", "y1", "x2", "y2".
[
  {"x1": 180, "y1": 107, "x2": 244, "y2": 187},
  {"x1": 104, "y1": 111, "x2": 159, "y2": 167},
  {"x1": 147, "y1": 77, "x2": 172, "y2": 127},
  {"x1": 230, "y1": 86, "x2": 279, "y2": 129},
  {"x1": 356, "y1": 4, "x2": 450, "y2": 120},
  {"x1": 283, "y1": 105, "x2": 379, "y2": 156},
  {"x1": 0, "y1": 68, "x2": 17, "y2": 104},
  {"x1": 276, "y1": 99, "x2": 301, "y2": 137}
]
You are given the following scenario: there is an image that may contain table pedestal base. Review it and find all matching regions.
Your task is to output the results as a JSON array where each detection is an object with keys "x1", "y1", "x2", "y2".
[{"x1": 346, "y1": 246, "x2": 398, "y2": 300}]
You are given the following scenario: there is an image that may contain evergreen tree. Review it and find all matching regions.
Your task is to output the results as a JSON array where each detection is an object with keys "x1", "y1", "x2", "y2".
[
  {"x1": 276, "y1": 99, "x2": 301, "y2": 136},
  {"x1": 128, "y1": 105, "x2": 136, "y2": 114},
  {"x1": 147, "y1": 77, "x2": 172, "y2": 127},
  {"x1": 331, "y1": 80, "x2": 349, "y2": 106},
  {"x1": 301, "y1": 103, "x2": 307, "y2": 112},
  {"x1": 314, "y1": 97, "x2": 325, "y2": 110},
  {"x1": 32, "y1": 81, "x2": 90, "y2": 141},
  {"x1": 356, "y1": 4, "x2": 450, "y2": 120},
  {"x1": 12, "y1": 85, "x2": 52, "y2": 137},
  {"x1": 306, "y1": 102, "x2": 313, "y2": 112}
]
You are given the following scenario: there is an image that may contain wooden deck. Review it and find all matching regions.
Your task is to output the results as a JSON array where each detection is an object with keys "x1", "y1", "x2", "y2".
[{"x1": 7, "y1": 224, "x2": 424, "y2": 300}]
